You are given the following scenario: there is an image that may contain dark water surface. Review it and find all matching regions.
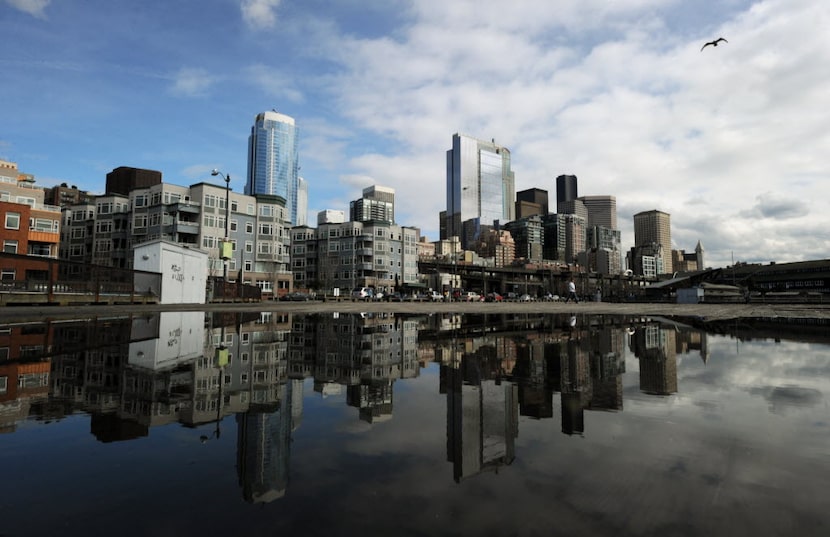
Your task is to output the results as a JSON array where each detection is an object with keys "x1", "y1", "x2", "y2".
[{"x1": 1, "y1": 312, "x2": 828, "y2": 536}]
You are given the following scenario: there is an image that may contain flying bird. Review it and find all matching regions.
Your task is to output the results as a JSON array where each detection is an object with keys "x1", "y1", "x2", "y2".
[{"x1": 701, "y1": 37, "x2": 728, "y2": 51}]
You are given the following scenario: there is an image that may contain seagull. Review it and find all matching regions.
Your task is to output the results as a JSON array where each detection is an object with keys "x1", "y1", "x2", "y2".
[{"x1": 701, "y1": 37, "x2": 728, "y2": 51}]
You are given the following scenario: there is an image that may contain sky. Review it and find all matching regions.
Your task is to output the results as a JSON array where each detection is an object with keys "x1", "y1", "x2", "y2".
[{"x1": 2, "y1": 0, "x2": 828, "y2": 269}]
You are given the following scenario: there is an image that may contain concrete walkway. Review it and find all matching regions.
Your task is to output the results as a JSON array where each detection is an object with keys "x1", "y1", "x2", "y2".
[{"x1": 1, "y1": 300, "x2": 829, "y2": 322}]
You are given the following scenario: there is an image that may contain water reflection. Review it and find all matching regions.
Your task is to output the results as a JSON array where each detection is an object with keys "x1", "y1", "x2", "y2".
[{"x1": 1, "y1": 311, "x2": 828, "y2": 518}]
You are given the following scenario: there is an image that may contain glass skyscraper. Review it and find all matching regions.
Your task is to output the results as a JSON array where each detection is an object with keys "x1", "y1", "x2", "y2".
[
  {"x1": 444, "y1": 133, "x2": 515, "y2": 249},
  {"x1": 246, "y1": 111, "x2": 301, "y2": 225}
]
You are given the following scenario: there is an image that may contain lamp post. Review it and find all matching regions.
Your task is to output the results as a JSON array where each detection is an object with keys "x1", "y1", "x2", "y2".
[{"x1": 211, "y1": 170, "x2": 231, "y2": 281}]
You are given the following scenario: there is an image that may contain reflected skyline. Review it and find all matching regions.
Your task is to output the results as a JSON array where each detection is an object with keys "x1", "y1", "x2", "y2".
[{"x1": 1, "y1": 311, "x2": 828, "y2": 534}]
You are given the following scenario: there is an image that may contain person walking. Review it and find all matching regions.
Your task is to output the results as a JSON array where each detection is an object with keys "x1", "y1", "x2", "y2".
[{"x1": 564, "y1": 278, "x2": 579, "y2": 303}]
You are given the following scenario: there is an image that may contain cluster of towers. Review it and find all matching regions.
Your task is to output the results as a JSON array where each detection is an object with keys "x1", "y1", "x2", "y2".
[{"x1": 437, "y1": 132, "x2": 703, "y2": 275}]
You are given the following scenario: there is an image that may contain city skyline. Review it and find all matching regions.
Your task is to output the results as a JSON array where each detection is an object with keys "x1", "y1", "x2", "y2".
[{"x1": 2, "y1": 0, "x2": 828, "y2": 269}]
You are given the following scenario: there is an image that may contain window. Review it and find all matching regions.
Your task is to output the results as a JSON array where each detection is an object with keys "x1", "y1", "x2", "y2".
[
  {"x1": 4, "y1": 212, "x2": 20, "y2": 230},
  {"x1": 231, "y1": 201, "x2": 238, "y2": 212},
  {"x1": 3, "y1": 240, "x2": 18, "y2": 253},
  {"x1": 1, "y1": 269, "x2": 15, "y2": 281},
  {"x1": 245, "y1": 222, "x2": 254, "y2": 233},
  {"x1": 230, "y1": 220, "x2": 238, "y2": 232},
  {"x1": 133, "y1": 195, "x2": 147, "y2": 207},
  {"x1": 258, "y1": 223, "x2": 273, "y2": 235},
  {"x1": 28, "y1": 244, "x2": 51, "y2": 256},
  {"x1": 260, "y1": 205, "x2": 274, "y2": 217},
  {"x1": 244, "y1": 260, "x2": 253, "y2": 271},
  {"x1": 133, "y1": 215, "x2": 147, "y2": 228},
  {"x1": 31, "y1": 218, "x2": 59, "y2": 232},
  {"x1": 0, "y1": 376, "x2": 6, "y2": 395},
  {"x1": 245, "y1": 241, "x2": 253, "y2": 253},
  {"x1": 95, "y1": 221, "x2": 113, "y2": 233}
]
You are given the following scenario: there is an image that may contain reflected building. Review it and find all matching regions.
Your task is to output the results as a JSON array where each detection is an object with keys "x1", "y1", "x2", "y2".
[
  {"x1": 286, "y1": 313, "x2": 421, "y2": 422},
  {"x1": 443, "y1": 341, "x2": 518, "y2": 482},
  {"x1": 630, "y1": 325, "x2": 678, "y2": 395},
  {"x1": 236, "y1": 379, "x2": 301, "y2": 503}
]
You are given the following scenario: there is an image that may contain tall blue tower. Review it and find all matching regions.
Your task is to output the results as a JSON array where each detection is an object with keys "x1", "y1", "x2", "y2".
[{"x1": 246, "y1": 111, "x2": 300, "y2": 225}]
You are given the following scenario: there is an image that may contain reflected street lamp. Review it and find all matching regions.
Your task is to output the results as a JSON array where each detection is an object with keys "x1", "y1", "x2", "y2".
[{"x1": 211, "y1": 169, "x2": 231, "y2": 280}]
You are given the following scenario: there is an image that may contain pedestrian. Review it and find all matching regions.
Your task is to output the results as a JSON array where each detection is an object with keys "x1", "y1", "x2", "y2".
[{"x1": 564, "y1": 278, "x2": 579, "y2": 303}]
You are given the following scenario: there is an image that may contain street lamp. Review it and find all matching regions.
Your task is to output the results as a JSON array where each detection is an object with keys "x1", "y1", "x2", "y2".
[{"x1": 211, "y1": 169, "x2": 231, "y2": 281}]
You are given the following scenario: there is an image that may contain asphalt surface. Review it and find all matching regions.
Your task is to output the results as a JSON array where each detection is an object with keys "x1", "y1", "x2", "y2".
[{"x1": 1, "y1": 299, "x2": 829, "y2": 322}]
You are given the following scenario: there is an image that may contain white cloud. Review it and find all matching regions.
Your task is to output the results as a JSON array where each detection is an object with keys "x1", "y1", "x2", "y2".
[
  {"x1": 170, "y1": 67, "x2": 216, "y2": 98},
  {"x1": 297, "y1": 0, "x2": 830, "y2": 266},
  {"x1": 244, "y1": 64, "x2": 305, "y2": 103},
  {"x1": 5, "y1": 0, "x2": 50, "y2": 19},
  {"x1": 241, "y1": 0, "x2": 282, "y2": 30}
]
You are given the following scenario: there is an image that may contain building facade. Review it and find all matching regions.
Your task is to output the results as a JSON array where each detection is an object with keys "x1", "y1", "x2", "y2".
[
  {"x1": 0, "y1": 161, "x2": 61, "y2": 259},
  {"x1": 290, "y1": 221, "x2": 420, "y2": 294},
  {"x1": 246, "y1": 111, "x2": 302, "y2": 226},
  {"x1": 58, "y1": 170, "x2": 292, "y2": 296},
  {"x1": 444, "y1": 133, "x2": 515, "y2": 249},
  {"x1": 350, "y1": 185, "x2": 395, "y2": 224},
  {"x1": 633, "y1": 210, "x2": 672, "y2": 275}
]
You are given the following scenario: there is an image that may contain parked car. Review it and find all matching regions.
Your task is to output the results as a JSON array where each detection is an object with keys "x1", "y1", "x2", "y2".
[
  {"x1": 462, "y1": 291, "x2": 481, "y2": 302},
  {"x1": 280, "y1": 291, "x2": 313, "y2": 301},
  {"x1": 429, "y1": 291, "x2": 445, "y2": 302},
  {"x1": 485, "y1": 292, "x2": 503, "y2": 302},
  {"x1": 352, "y1": 287, "x2": 374, "y2": 300},
  {"x1": 519, "y1": 293, "x2": 535, "y2": 302}
]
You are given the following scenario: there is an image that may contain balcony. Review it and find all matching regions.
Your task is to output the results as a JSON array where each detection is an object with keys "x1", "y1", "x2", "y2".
[
  {"x1": 170, "y1": 201, "x2": 201, "y2": 214},
  {"x1": 173, "y1": 221, "x2": 199, "y2": 235}
]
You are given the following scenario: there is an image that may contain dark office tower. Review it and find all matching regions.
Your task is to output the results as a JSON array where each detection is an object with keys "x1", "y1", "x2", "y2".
[
  {"x1": 105, "y1": 167, "x2": 162, "y2": 195},
  {"x1": 556, "y1": 174, "x2": 578, "y2": 213},
  {"x1": 515, "y1": 188, "x2": 549, "y2": 219}
]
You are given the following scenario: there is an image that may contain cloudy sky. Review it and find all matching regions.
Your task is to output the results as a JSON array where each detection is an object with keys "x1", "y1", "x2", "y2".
[{"x1": 2, "y1": 0, "x2": 828, "y2": 268}]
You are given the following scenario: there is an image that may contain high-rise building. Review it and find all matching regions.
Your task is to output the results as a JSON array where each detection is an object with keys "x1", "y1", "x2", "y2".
[
  {"x1": 296, "y1": 177, "x2": 308, "y2": 227},
  {"x1": 579, "y1": 195, "x2": 617, "y2": 230},
  {"x1": 556, "y1": 174, "x2": 578, "y2": 213},
  {"x1": 633, "y1": 209, "x2": 672, "y2": 275},
  {"x1": 444, "y1": 133, "x2": 515, "y2": 249},
  {"x1": 350, "y1": 185, "x2": 395, "y2": 223},
  {"x1": 246, "y1": 111, "x2": 301, "y2": 225},
  {"x1": 515, "y1": 188, "x2": 548, "y2": 219}
]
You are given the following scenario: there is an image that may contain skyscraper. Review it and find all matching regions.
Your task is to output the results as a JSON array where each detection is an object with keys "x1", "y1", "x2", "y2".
[
  {"x1": 633, "y1": 209, "x2": 672, "y2": 274},
  {"x1": 579, "y1": 195, "x2": 617, "y2": 230},
  {"x1": 444, "y1": 133, "x2": 515, "y2": 249},
  {"x1": 246, "y1": 111, "x2": 301, "y2": 225},
  {"x1": 556, "y1": 174, "x2": 578, "y2": 213},
  {"x1": 515, "y1": 188, "x2": 548, "y2": 219}
]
